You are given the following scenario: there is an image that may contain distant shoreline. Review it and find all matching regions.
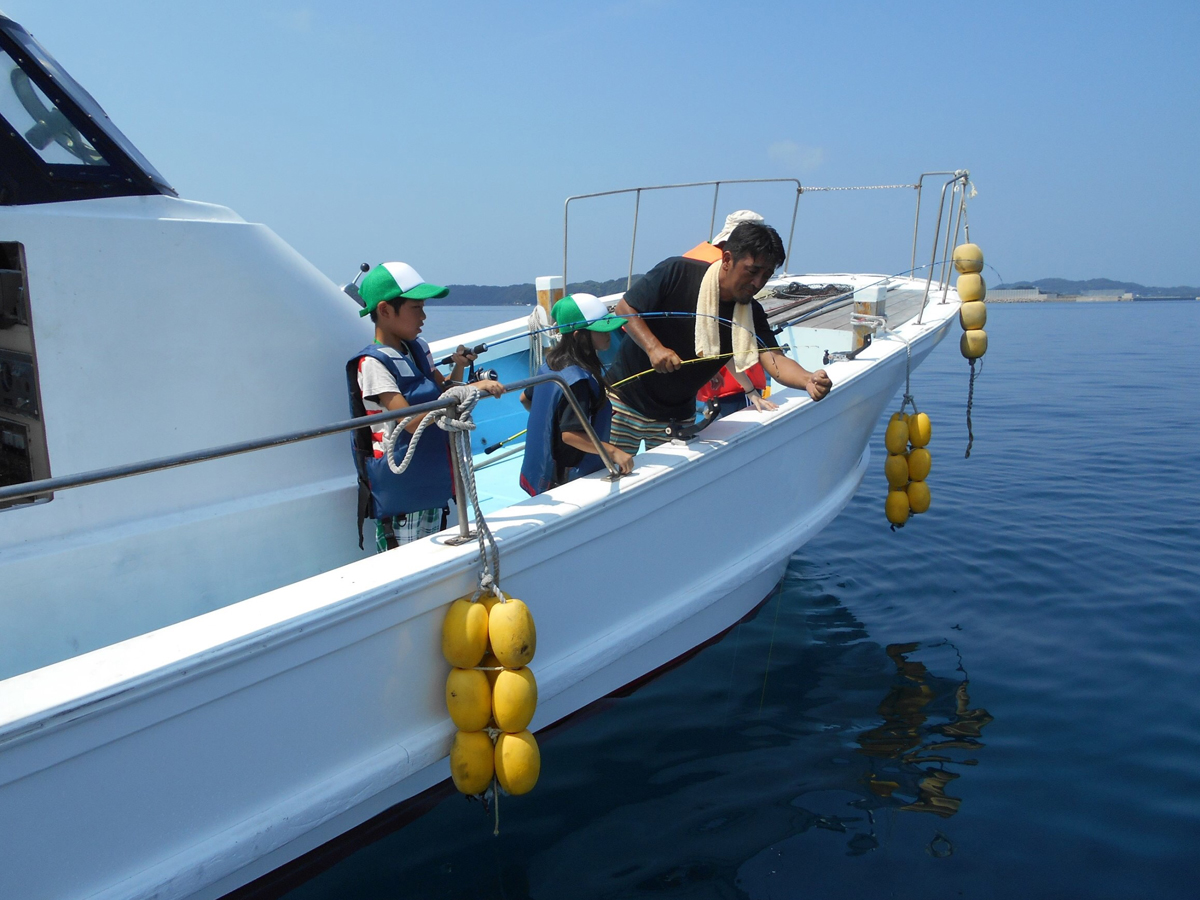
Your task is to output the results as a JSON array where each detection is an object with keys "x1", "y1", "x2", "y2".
[
  {"x1": 989, "y1": 294, "x2": 1199, "y2": 304},
  {"x1": 441, "y1": 277, "x2": 1199, "y2": 306}
]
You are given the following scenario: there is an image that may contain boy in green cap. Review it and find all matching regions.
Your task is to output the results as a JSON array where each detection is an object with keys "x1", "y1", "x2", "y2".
[{"x1": 346, "y1": 262, "x2": 502, "y2": 551}]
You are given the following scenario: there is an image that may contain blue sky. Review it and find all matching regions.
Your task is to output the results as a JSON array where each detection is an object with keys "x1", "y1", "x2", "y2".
[{"x1": 4, "y1": 1, "x2": 1197, "y2": 288}]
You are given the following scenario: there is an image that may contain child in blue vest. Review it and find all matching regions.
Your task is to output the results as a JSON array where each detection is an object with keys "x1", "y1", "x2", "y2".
[
  {"x1": 519, "y1": 294, "x2": 634, "y2": 496},
  {"x1": 347, "y1": 262, "x2": 502, "y2": 551}
]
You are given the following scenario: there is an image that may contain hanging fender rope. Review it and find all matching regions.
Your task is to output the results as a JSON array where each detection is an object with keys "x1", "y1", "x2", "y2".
[{"x1": 965, "y1": 358, "x2": 981, "y2": 459}]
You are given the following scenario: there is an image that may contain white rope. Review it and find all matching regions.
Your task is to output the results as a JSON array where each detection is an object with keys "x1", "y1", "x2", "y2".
[
  {"x1": 380, "y1": 385, "x2": 502, "y2": 588},
  {"x1": 380, "y1": 384, "x2": 482, "y2": 476},
  {"x1": 850, "y1": 313, "x2": 888, "y2": 330},
  {"x1": 528, "y1": 306, "x2": 553, "y2": 375},
  {"x1": 884, "y1": 331, "x2": 919, "y2": 416}
]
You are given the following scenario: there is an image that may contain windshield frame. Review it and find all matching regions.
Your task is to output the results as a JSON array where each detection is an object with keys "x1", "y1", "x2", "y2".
[{"x1": 0, "y1": 14, "x2": 175, "y2": 205}]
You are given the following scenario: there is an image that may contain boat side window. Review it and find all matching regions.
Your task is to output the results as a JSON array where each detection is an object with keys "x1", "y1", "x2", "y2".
[{"x1": 0, "y1": 242, "x2": 51, "y2": 508}]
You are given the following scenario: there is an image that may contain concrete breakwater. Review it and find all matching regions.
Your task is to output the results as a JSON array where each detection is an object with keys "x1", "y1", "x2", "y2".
[{"x1": 989, "y1": 288, "x2": 1199, "y2": 303}]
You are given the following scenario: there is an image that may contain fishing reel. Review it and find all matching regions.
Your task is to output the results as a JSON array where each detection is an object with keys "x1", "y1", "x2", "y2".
[
  {"x1": 664, "y1": 399, "x2": 721, "y2": 442},
  {"x1": 437, "y1": 343, "x2": 490, "y2": 384}
]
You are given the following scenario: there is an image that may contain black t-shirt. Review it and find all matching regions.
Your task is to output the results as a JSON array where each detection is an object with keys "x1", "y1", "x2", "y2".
[{"x1": 607, "y1": 256, "x2": 779, "y2": 420}]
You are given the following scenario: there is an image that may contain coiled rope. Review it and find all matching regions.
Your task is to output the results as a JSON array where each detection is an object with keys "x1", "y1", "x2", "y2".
[{"x1": 381, "y1": 384, "x2": 501, "y2": 588}]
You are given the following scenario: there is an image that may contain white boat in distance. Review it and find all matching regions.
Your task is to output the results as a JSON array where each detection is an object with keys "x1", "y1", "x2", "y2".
[{"x1": 0, "y1": 13, "x2": 974, "y2": 900}]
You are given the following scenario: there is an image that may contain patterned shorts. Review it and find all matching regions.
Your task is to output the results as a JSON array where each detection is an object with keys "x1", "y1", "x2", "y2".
[
  {"x1": 375, "y1": 507, "x2": 445, "y2": 553},
  {"x1": 608, "y1": 394, "x2": 675, "y2": 455}
]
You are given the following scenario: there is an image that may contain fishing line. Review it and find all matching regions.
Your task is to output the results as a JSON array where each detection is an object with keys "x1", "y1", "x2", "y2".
[{"x1": 758, "y1": 580, "x2": 786, "y2": 712}]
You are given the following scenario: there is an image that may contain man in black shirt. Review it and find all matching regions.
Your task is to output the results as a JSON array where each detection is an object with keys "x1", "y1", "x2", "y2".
[{"x1": 607, "y1": 222, "x2": 832, "y2": 453}]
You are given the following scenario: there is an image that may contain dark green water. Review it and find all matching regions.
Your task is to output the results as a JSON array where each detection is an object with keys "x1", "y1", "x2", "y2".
[{"x1": 282, "y1": 301, "x2": 1200, "y2": 899}]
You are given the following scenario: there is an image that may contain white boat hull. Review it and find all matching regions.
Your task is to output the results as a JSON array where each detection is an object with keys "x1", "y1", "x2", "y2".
[{"x1": 0, "y1": 293, "x2": 954, "y2": 900}]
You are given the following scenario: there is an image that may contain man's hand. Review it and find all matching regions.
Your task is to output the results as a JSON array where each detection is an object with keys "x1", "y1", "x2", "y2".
[
  {"x1": 759, "y1": 349, "x2": 834, "y2": 401},
  {"x1": 806, "y1": 369, "x2": 832, "y2": 401},
  {"x1": 614, "y1": 298, "x2": 681, "y2": 375},
  {"x1": 648, "y1": 346, "x2": 682, "y2": 373}
]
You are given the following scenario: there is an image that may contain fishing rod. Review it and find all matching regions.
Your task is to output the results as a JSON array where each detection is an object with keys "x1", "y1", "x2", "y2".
[
  {"x1": 484, "y1": 429, "x2": 527, "y2": 454},
  {"x1": 438, "y1": 343, "x2": 488, "y2": 366}
]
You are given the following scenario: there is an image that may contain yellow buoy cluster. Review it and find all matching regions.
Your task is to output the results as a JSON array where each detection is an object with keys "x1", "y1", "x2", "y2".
[
  {"x1": 884, "y1": 409, "x2": 933, "y2": 527},
  {"x1": 953, "y1": 243, "x2": 988, "y2": 361},
  {"x1": 442, "y1": 592, "x2": 541, "y2": 797}
]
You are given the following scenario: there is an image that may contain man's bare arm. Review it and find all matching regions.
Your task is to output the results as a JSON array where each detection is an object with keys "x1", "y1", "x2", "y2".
[{"x1": 759, "y1": 349, "x2": 832, "y2": 401}]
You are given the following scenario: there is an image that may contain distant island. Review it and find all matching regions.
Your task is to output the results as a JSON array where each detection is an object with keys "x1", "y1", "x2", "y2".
[{"x1": 442, "y1": 275, "x2": 1198, "y2": 305}]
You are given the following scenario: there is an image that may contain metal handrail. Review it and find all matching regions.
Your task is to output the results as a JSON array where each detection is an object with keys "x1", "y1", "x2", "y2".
[
  {"x1": 916, "y1": 171, "x2": 971, "y2": 325},
  {"x1": 502, "y1": 372, "x2": 621, "y2": 478},
  {"x1": 563, "y1": 178, "x2": 803, "y2": 293},
  {"x1": 0, "y1": 373, "x2": 623, "y2": 508},
  {"x1": 909, "y1": 170, "x2": 965, "y2": 276}
]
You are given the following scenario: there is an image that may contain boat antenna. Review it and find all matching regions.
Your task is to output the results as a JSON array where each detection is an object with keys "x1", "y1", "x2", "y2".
[{"x1": 342, "y1": 262, "x2": 371, "y2": 308}]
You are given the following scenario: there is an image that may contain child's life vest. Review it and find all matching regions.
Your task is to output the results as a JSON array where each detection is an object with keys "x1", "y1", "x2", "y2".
[
  {"x1": 519, "y1": 363, "x2": 613, "y2": 496},
  {"x1": 346, "y1": 341, "x2": 452, "y2": 545}
]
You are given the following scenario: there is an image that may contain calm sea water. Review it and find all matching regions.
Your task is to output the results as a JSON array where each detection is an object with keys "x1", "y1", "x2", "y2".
[{"x1": 283, "y1": 301, "x2": 1200, "y2": 899}]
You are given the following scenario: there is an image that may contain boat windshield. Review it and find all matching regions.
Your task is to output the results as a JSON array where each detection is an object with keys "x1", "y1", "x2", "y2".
[
  {"x1": 0, "y1": 15, "x2": 174, "y2": 203},
  {"x1": 0, "y1": 45, "x2": 110, "y2": 168}
]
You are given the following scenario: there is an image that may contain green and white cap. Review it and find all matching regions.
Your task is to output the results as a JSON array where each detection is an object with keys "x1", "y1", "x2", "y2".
[
  {"x1": 552, "y1": 293, "x2": 626, "y2": 334},
  {"x1": 359, "y1": 262, "x2": 449, "y2": 317}
]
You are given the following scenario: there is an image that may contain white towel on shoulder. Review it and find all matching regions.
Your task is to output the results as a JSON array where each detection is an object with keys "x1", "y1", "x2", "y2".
[{"x1": 694, "y1": 260, "x2": 758, "y2": 373}]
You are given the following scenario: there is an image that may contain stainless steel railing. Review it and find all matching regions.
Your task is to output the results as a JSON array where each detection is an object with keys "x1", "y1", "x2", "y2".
[
  {"x1": 562, "y1": 178, "x2": 803, "y2": 292},
  {"x1": 0, "y1": 373, "x2": 622, "y2": 517},
  {"x1": 913, "y1": 170, "x2": 972, "y2": 324},
  {"x1": 562, "y1": 171, "x2": 971, "y2": 322}
]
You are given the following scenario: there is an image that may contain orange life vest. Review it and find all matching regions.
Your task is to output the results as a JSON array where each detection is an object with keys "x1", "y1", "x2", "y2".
[{"x1": 683, "y1": 241, "x2": 723, "y2": 263}]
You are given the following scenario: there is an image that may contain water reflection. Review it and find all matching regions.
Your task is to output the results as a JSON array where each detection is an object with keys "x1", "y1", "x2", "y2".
[{"x1": 856, "y1": 641, "x2": 993, "y2": 820}]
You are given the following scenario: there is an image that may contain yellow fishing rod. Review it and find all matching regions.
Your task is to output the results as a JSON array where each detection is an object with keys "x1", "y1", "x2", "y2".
[
  {"x1": 483, "y1": 429, "x2": 527, "y2": 455},
  {"x1": 607, "y1": 344, "x2": 793, "y2": 391}
]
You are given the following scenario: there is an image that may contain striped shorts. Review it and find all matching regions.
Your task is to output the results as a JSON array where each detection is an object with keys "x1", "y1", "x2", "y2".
[{"x1": 608, "y1": 394, "x2": 675, "y2": 455}]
